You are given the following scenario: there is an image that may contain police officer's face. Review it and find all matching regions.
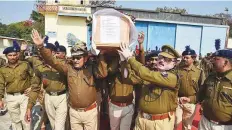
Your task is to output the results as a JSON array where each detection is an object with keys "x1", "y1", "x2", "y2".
[
  {"x1": 56, "y1": 52, "x2": 66, "y2": 59},
  {"x1": 212, "y1": 56, "x2": 227, "y2": 72},
  {"x1": 149, "y1": 57, "x2": 158, "y2": 69},
  {"x1": 6, "y1": 52, "x2": 19, "y2": 64},
  {"x1": 156, "y1": 55, "x2": 176, "y2": 71},
  {"x1": 72, "y1": 55, "x2": 87, "y2": 68},
  {"x1": 182, "y1": 55, "x2": 194, "y2": 66}
]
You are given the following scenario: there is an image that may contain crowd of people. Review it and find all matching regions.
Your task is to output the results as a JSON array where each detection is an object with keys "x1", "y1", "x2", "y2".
[{"x1": 0, "y1": 28, "x2": 231, "y2": 130}]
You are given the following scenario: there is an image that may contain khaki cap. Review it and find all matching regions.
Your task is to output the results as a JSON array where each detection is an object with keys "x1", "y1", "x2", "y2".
[
  {"x1": 70, "y1": 41, "x2": 88, "y2": 56},
  {"x1": 159, "y1": 45, "x2": 180, "y2": 59}
]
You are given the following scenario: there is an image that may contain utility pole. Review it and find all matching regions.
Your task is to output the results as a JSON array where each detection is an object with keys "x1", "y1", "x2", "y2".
[
  {"x1": 225, "y1": 7, "x2": 229, "y2": 15},
  {"x1": 224, "y1": 7, "x2": 229, "y2": 25}
]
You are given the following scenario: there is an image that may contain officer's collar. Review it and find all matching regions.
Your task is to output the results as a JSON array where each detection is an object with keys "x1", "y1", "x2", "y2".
[
  {"x1": 44, "y1": 64, "x2": 52, "y2": 68},
  {"x1": 6, "y1": 60, "x2": 22, "y2": 68},
  {"x1": 224, "y1": 69, "x2": 232, "y2": 81},
  {"x1": 73, "y1": 64, "x2": 87, "y2": 71},
  {"x1": 182, "y1": 64, "x2": 196, "y2": 72}
]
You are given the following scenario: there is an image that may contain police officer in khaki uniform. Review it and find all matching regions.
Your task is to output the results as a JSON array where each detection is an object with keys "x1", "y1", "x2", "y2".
[
  {"x1": 198, "y1": 49, "x2": 232, "y2": 130},
  {"x1": 119, "y1": 43, "x2": 180, "y2": 130},
  {"x1": 106, "y1": 54, "x2": 135, "y2": 130},
  {"x1": 199, "y1": 53, "x2": 214, "y2": 78},
  {"x1": 24, "y1": 37, "x2": 68, "y2": 130},
  {"x1": 54, "y1": 41, "x2": 67, "y2": 59},
  {"x1": 54, "y1": 41, "x2": 71, "y2": 130},
  {"x1": 175, "y1": 46, "x2": 205, "y2": 130},
  {"x1": 0, "y1": 41, "x2": 40, "y2": 130},
  {"x1": 0, "y1": 57, "x2": 6, "y2": 68},
  {"x1": 21, "y1": 44, "x2": 49, "y2": 130},
  {"x1": 145, "y1": 51, "x2": 160, "y2": 70},
  {"x1": 31, "y1": 29, "x2": 107, "y2": 130}
]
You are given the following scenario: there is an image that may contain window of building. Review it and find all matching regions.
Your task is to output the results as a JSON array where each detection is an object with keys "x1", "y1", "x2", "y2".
[
  {"x1": 80, "y1": 0, "x2": 84, "y2": 5},
  {"x1": 55, "y1": 0, "x2": 58, "y2": 3}
]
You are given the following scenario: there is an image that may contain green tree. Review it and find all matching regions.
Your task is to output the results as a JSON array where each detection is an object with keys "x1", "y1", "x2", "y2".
[
  {"x1": 155, "y1": 6, "x2": 188, "y2": 14},
  {"x1": 4, "y1": 22, "x2": 32, "y2": 40},
  {"x1": 30, "y1": 10, "x2": 45, "y2": 35},
  {"x1": 0, "y1": 10, "x2": 44, "y2": 40},
  {"x1": 90, "y1": 0, "x2": 116, "y2": 7},
  {"x1": 213, "y1": 13, "x2": 232, "y2": 37},
  {"x1": 0, "y1": 22, "x2": 7, "y2": 36}
]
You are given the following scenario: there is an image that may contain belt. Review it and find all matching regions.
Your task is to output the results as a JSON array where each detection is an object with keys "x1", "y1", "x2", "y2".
[
  {"x1": 46, "y1": 89, "x2": 66, "y2": 96},
  {"x1": 72, "y1": 102, "x2": 97, "y2": 112},
  {"x1": 141, "y1": 111, "x2": 174, "y2": 120},
  {"x1": 7, "y1": 92, "x2": 24, "y2": 96},
  {"x1": 205, "y1": 116, "x2": 232, "y2": 125},
  {"x1": 111, "y1": 100, "x2": 132, "y2": 107}
]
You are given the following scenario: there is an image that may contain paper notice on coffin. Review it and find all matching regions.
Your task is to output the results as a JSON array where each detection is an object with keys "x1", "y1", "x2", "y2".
[
  {"x1": 92, "y1": 8, "x2": 138, "y2": 49},
  {"x1": 100, "y1": 16, "x2": 120, "y2": 44}
]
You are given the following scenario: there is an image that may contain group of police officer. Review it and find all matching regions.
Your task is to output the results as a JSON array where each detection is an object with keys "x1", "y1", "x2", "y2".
[{"x1": 0, "y1": 28, "x2": 231, "y2": 130}]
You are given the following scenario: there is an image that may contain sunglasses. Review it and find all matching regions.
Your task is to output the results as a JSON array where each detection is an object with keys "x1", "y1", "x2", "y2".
[
  {"x1": 158, "y1": 55, "x2": 174, "y2": 63},
  {"x1": 72, "y1": 56, "x2": 83, "y2": 60}
]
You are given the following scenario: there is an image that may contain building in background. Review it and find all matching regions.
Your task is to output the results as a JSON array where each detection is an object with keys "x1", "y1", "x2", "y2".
[
  {"x1": 37, "y1": 0, "x2": 91, "y2": 56},
  {"x1": 228, "y1": 38, "x2": 232, "y2": 48},
  {"x1": 0, "y1": 36, "x2": 28, "y2": 58}
]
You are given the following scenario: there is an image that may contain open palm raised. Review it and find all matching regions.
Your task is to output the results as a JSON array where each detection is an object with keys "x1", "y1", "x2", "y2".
[{"x1": 31, "y1": 29, "x2": 45, "y2": 47}]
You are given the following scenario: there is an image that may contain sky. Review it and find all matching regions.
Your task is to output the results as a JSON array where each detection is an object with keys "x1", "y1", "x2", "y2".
[
  {"x1": 0, "y1": 1, "x2": 35, "y2": 24},
  {"x1": 0, "y1": 0, "x2": 232, "y2": 25}
]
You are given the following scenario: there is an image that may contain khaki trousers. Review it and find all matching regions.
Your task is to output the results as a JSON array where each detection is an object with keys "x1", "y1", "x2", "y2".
[
  {"x1": 199, "y1": 115, "x2": 232, "y2": 130},
  {"x1": 109, "y1": 102, "x2": 134, "y2": 130},
  {"x1": 134, "y1": 112, "x2": 175, "y2": 130},
  {"x1": 44, "y1": 93, "x2": 67, "y2": 130},
  {"x1": 6, "y1": 94, "x2": 30, "y2": 130},
  {"x1": 69, "y1": 106, "x2": 98, "y2": 130},
  {"x1": 175, "y1": 103, "x2": 197, "y2": 130}
]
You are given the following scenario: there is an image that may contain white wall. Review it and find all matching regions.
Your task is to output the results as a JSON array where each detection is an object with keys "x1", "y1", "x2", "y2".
[
  {"x1": 228, "y1": 38, "x2": 232, "y2": 49},
  {"x1": 56, "y1": 15, "x2": 87, "y2": 56}
]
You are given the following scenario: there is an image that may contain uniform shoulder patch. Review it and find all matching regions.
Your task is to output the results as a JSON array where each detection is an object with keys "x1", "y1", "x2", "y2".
[
  {"x1": 161, "y1": 71, "x2": 168, "y2": 77},
  {"x1": 19, "y1": 61, "x2": 29, "y2": 66}
]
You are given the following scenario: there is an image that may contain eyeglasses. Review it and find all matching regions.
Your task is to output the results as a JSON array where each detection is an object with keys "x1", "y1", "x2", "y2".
[
  {"x1": 72, "y1": 56, "x2": 83, "y2": 60},
  {"x1": 158, "y1": 55, "x2": 174, "y2": 63}
]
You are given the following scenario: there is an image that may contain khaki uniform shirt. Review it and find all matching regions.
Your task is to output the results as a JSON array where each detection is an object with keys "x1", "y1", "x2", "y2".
[
  {"x1": 178, "y1": 64, "x2": 205, "y2": 103},
  {"x1": 39, "y1": 47, "x2": 107, "y2": 108},
  {"x1": 0, "y1": 61, "x2": 40, "y2": 101},
  {"x1": 127, "y1": 57, "x2": 178, "y2": 114},
  {"x1": 199, "y1": 70, "x2": 232, "y2": 122}
]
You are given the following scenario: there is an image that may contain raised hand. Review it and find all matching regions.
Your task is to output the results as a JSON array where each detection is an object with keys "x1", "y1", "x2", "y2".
[
  {"x1": 31, "y1": 29, "x2": 45, "y2": 47},
  {"x1": 138, "y1": 31, "x2": 145, "y2": 44},
  {"x1": 118, "y1": 42, "x2": 133, "y2": 60}
]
